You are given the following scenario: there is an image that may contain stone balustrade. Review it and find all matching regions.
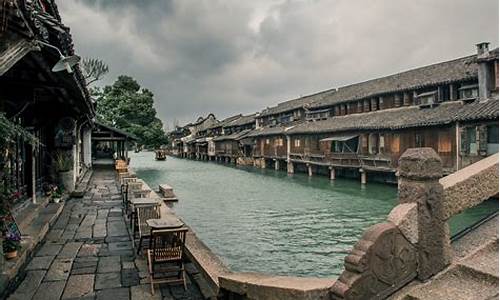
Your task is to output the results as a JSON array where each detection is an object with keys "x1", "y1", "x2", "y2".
[
  {"x1": 218, "y1": 273, "x2": 334, "y2": 300},
  {"x1": 331, "y1": 148, "x2": 499, "y2": 300}
]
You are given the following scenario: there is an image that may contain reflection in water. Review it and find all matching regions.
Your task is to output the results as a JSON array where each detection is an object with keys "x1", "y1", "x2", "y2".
[{"x1": 130, "y1": 152, "x2": 497, "y2": 277}]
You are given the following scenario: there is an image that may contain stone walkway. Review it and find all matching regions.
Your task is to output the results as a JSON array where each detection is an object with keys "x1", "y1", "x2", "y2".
[{"x1": 8, "y1": 168, "x2": 204, "y2": 300}]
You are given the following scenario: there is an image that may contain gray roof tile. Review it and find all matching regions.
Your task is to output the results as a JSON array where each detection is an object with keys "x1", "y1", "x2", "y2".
[{"x1": 287, "y1": 98, "x2": 498, "y2": 135}]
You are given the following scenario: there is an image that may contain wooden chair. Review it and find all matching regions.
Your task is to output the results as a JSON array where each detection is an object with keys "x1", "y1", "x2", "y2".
[
  {"x1": 147, "y1": 228, "x2": 188, "y2": 294},
  {"x1": 136, "y1": 204, "x2": 161, "y2": 254}
]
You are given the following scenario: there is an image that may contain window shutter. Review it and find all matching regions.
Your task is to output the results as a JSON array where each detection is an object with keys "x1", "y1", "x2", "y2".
[
  {"x1": 460, "y1": 128, "x2": 469, "y2": 155},
  {"x1": 478, "y1": 125, "x2": 488, "y2": 155}
]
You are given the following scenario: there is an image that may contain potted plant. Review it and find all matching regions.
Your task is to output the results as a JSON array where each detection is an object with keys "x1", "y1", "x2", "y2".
[
  {"x1": 54, "y1": 151, "x2": 74, "y2": 192},
  {"x1": 3, "y1": 231, "x2": 20, "y2": 259},
  {"x1": 51, "y1": 186, "x2": 62, "y2": 203}
]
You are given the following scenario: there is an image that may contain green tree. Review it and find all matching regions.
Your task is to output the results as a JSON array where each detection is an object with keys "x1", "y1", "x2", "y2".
[{"x1": 94, "y1": 76, "x2": 168, "y2": 148}]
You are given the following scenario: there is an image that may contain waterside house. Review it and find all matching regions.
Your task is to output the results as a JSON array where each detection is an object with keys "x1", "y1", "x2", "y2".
[
  {"x1": 169, "y1": 113, "x2": 217, "y2": 158},
  {"x1": 213, "y1": 113, "x2": 257, "y2": 164},
  {"x1": 1, "y1": 0, "x2": 94, "y2": 200},
  {"x1": 195, "y1": 114, "x2": 241, "y2": 160},
  {"x1": 0, "y1": 0, "x2": 97, "y2": 292},
  {"x1": 169, "y1": 43, "x2": 499, "y2": 184}
]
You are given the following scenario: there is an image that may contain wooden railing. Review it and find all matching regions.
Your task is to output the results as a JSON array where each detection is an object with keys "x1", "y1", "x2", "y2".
[{"x1": 331, "y1": 148, "x2": 499, "y2": 300}]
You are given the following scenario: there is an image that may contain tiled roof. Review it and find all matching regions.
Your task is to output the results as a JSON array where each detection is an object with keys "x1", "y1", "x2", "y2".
[
  {"x1": 258, "y1": 54, "x2": 479, "y2": 117},
  {"x1": 224, "y1": 113, "x2": 257, "y2": 128},
  {"x1": 1, "y1": 2, "x2": 93, "y2": 115},
  {"x1": 208, "y1": 114, "x2": 242, "y2": 130},
  {"x1": 287, "y1": 98, "x2": 498, "y2": 135},
  {"x1": 94, "y1": 121, "x2": 138, "y2": 140},
  {"x1": 213, "y1": 129, "x2": 252, "y2": 141},
  {"x1": 309, "y1": 55, "x2": 478, "y2": 109},
  {"x1": 259, "y1": 90, "x2": 337, "y2": 117},
  {"x1": 246, "y1": 121, "x2": 305, "y2": 137}
]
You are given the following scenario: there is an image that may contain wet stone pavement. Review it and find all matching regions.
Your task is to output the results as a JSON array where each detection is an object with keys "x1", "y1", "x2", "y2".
[{"x1": 8, "y1": 168, "x2": 204, "y2": 300}]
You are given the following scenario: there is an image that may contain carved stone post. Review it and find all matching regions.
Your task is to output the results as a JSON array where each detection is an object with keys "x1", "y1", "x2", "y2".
[{"x1": 398, "y1": 148, "x2": 452, "y2": 280}]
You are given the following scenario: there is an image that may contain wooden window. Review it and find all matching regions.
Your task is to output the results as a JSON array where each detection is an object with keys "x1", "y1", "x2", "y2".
[
  {"x1": 391, "y1": 134, "x2": 400, "y2": 153},
  {"x1": 379, "y1": 134, "x2": 385, "y2": 153},
  {"x1": 467, "y1": 127, "x2": 477, "y2": 155},
  {"x1": 265, "y1": 138, "x2": 270, "y2": 145},
  {"x1": 361, "y1": 134, "x2": 368, "y2": 153},
  {"x1": 487, "y1": 124, "x2": 499, "y2": 155},
  {"x1": 438, "y1": 131, "x2": 452, "y2": 153},
  {"x1": 275, "y1": 138, "x2": 283, "y2": 147},
  {"x1": 368, "y1": 134, "x2": 378, "y2": 154},
  {"x1": 415, "y1": 133, "x2": 424, "y2": 148},
  {"x1": 294, "y1": 139, "x2": 301, "y2": 147}
]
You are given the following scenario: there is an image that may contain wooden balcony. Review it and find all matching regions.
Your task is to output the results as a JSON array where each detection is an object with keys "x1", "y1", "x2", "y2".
[{"x1": 289, "y1": 151, "x2": 396, "y2": 172}]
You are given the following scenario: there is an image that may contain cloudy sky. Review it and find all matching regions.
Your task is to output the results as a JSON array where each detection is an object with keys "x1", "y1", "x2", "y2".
[{"x1": 59, "y1": 0, "x2": 498, "y2": 128}]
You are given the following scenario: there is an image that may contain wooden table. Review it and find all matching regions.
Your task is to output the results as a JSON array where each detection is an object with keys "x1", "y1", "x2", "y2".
[
  {"x1": 129, "y1": 197, "x2": 161, "y2": 206},
  {"x1": 147, "y1": 215, "x2": 184, "y2": 229}
]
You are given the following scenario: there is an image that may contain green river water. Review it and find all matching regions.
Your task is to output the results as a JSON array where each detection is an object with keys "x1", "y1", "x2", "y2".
[{"x1": 129, "y1": 152, "x2": 497, "y2": 278}]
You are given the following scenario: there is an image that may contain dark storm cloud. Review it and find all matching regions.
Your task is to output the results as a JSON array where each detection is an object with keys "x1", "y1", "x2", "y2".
[{"x1": 58, "y1": 0, "x2": 499, "y2": 128}]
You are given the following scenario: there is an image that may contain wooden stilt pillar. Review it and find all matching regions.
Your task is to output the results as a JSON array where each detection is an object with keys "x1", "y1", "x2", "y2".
[
  {"x1": 287, "y1": 161, "x2": 294, "y2": 174},
  {"x1": 274, "y1": 160, "x2": 280, "y2": 170},
  {"x1": 360, "y1": 169, "x2": 367, "y2": 184},
  {"x1": 308, "y1": 164, "x2": 313, "y2": 177},
  {"x1": 330, "y1": 167, "x2": 336, "y2": 180}
]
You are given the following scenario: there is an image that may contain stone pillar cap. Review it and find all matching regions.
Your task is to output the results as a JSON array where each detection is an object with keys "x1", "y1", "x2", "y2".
[{"x1": 399, "y1": 148, "x2": 442, "y2": 179}]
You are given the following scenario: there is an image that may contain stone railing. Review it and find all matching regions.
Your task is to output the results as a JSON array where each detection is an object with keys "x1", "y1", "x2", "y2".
[
  {"x1": 331, "y1": 148, "x2": 499, "y2": 300},
  {"x1": 218, "y1": 273, "x2": 334, "y2": 300}
]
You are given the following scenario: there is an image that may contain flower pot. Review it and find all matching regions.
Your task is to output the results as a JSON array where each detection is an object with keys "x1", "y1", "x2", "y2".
[
  {"x1": 58, "y1": 170, "x2": 74, "y2": 193},
  {"x1": 5, "y1": 250, "x2": 17, "y2": 260}
]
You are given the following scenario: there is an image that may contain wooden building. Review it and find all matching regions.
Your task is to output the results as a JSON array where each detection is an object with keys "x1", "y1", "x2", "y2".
[
  {"x1": 212, "y1": 114, "x2": 256, "y2": 163},
  {"x1": 250, "y1": 43, "x2": 499, "y2": 182},
  {"x1": 196, "y1": 114, "x2": 241, "y2": 160},
  {"x1": 0, "y1": 0, "x2": 94, "y2": 201},
  {"x1": 170, "y1": 43, "x2": 498, "y2": 184},
  {"x1": 287, "y1": 99, "x2": 498, "y2": 183}
]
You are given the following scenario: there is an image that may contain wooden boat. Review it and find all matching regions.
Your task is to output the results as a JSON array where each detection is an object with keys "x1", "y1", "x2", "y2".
[{"x1": 155, "y1": 150, "x2": 167, "y2": 160}]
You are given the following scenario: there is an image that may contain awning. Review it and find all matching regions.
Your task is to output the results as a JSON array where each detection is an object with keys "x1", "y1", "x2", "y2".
[{"x1": 320, "y1": 135, "x2": 358, "y2": 142}]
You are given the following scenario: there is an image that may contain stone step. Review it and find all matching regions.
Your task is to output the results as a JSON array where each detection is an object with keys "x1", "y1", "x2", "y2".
[
  {"x1": 458, "y1": 239, "x2": 498, "y2": 279},
  {"x1": 403, "y1": 264, "x2": 498, "y2": 300}
]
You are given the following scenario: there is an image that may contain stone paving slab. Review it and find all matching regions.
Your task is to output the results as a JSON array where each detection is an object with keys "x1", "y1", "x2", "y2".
[
  {"x1": 131, "y1": 284, "x2": 162, "y2": 300},
  {"x1": 122, "y1": 268, "x2": 140, "y2": 287},
  {"x1": 32, "y1": 281, "x2": 66, "y2": 300},
  {"x1": 97, "y1": 255, "x2": 121, "y2": 273},
  {"x1": 96, "y1": 287, "x2": 130, "y2": 300},
  {"x1": 7, "y1": 168, "x2": 204, "y2": 300},
  {"x1": 61, "y1": 274, "x2": 95, "y2": 299},
  {"x1": 95, "y1": 272, "x2": 122, "y2": 290},
  {"x1": 7, "y1": 270, "x2": 46, "y2": 300},
  {"x1": 26, "y1": 256, "x2": 55, "y2": 271},
  {"x1": 36, "y1": 243, "x2": 63, "y2": 257},
  {"x1": 57, "y1": 242, "x2": 83, "y2": 259},
  {"x1": 45, "y1": 259, "x2": 73, "y2": 281}
]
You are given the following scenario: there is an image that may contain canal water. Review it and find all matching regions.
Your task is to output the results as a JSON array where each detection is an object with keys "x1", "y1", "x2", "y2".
[{"x1": 130, "y1": 152, "x2": 497, "y2": 278}]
